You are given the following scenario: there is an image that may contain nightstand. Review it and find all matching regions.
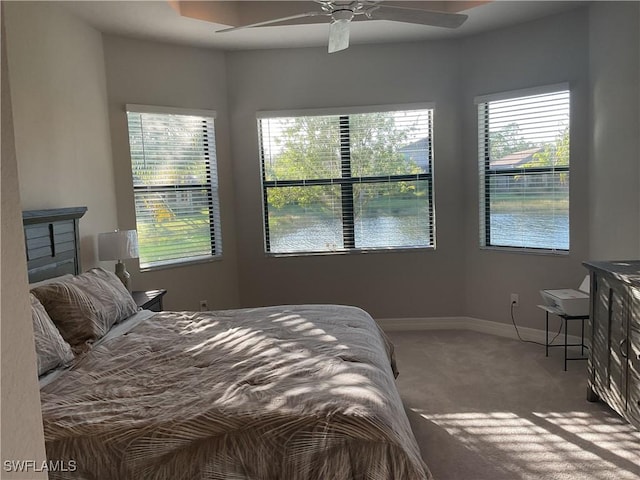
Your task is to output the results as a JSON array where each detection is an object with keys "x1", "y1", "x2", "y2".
[{"x1": 132, "y1": 289, "x2": 167, "y2": 312}]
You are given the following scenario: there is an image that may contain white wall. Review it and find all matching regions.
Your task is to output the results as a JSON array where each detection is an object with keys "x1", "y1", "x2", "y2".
[
  {"x1": 588, "y1": 1, "x2": 640, "y2": 259},
  {"x1": 226, "y1": 41, "x2": 467, "y2": 318},
  {"x1": 4, "y1": 1, "x2": 118, "y2": 269},
  {"x1": 226, "y1": 8, "x2": 594, "y2": 328},
  {"x1": 102, "y1": 35, "x2": 240, "y2": 310},
  {"x1": 1, "y1": 6, "x2": 48, "y2": 478},
  {"x1": 460, "y1": 8, "x2": 591, "y2": 328}
]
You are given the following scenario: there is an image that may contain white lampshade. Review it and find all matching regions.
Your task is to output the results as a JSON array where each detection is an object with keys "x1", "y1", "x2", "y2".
[{"x1": 98, "y1": 230, "x2": 139, "y2": 261}]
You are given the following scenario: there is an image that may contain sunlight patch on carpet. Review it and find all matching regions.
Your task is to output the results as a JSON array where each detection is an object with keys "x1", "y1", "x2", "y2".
[{"x1": 412, "y1": 410, "x2": 640, "y2": 480}]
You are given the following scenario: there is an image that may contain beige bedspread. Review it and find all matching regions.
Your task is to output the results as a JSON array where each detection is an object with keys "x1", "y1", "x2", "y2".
[{"x1": 41, "y1": 304, "x2": 431, "y2": 480}]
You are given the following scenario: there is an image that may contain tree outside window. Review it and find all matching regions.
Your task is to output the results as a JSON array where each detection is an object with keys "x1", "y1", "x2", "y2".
[{"x1": 259, "y1": 107, "x2": 434, "y2": 254}]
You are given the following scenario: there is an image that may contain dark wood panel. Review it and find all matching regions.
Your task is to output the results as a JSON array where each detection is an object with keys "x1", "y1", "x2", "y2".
[
  {"x1": 28, "y1": 260, "x2": 77, "y2": 284},
  {"x1": 23, "y1": 206, "x2": 88, "y2": 225},
  {"x1": 25, "y1": 225, "x2": 50, "y2": 240},
  {"x1": 28, "y1": 243, "x2": 75, "y2": 261},
  {"x1": 25, "y1": 221, "x2": 74, "y2": 239},
  {"x1": 27, "y1": 234, "x2": 75, "y2": 254},
  {"x1": 22, "y1": 206, "x2": 87, "y2": 283}
]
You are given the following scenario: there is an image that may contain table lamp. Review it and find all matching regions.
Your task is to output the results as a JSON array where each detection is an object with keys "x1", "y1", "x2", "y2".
[{"x1": 98, "y1": 230, "x2": 139, "y2": 292}]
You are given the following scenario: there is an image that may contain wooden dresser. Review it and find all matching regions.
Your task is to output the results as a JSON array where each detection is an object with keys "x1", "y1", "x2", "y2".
[{"x1": 583, "y1": 260, "x2": 640, "y2": 429}]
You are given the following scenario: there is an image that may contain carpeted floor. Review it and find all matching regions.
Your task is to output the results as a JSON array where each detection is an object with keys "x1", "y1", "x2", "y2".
[{"x1": 386, "y1": 329, "x2": 640, "y2": 480}]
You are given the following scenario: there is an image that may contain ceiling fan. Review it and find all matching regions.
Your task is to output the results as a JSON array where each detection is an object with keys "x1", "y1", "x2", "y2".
[{"x1": 215, "y1": 1, "x2": 469, "y2": 53}]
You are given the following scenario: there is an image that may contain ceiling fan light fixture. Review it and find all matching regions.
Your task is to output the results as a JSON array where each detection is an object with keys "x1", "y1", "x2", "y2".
[
  {"x1": 328, "y1": 9, "x2": 353, "y2": 53},
  {"x1": 328, "y1": 19, "x2": 350, "y2": 53}
]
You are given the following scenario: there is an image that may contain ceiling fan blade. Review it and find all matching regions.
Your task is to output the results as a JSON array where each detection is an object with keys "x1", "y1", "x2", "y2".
[
  {"x1": 328, "y1": 18, "x2": 351, "y2": 53},
  {"x1": 216, "y1": 11, "x2": 329, "y2": 33},
  {"x1": 365, "y1": 5, "x2": 468, "y2": 29}
]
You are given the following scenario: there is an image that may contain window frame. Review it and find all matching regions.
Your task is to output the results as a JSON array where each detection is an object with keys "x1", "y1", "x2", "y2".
[
  {"x1": 125, "y1": 104, "x2": 222, "y2": 271},
  {"x1": 476, "y1": 85, "x2": 571, "y2": 254},
  {"x1": 257, "y1": 103, "x2": 436, "y2": 256}
]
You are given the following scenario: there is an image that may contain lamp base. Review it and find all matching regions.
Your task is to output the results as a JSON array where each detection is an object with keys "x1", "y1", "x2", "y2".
[{"x1": 115, "y1": 261, "x2": 132, "y2": 292}]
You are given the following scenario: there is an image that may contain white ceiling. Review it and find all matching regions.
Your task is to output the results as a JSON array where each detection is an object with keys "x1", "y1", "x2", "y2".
[{"x1": 60, "y1": 1, "x2": 587, "y2": 51}]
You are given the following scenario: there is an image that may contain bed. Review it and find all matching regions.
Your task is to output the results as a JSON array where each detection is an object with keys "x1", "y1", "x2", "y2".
[{"x1": 25, "y1": 207, "x2": 431, "y2": 480}]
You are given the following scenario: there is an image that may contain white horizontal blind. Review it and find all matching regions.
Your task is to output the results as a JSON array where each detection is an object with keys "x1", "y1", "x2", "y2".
[
  {"x1": 258, "y1": 108, "x2": 434, "y2": 254},
  {"x1": 477, "y1": 89, "x2": 570, "y2": 251},
  {"x1": 126, "y1": 108, "x2": 221, "y2": 269}
]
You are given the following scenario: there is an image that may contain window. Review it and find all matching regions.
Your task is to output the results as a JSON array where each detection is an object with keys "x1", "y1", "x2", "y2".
[
  {"x1": 477, "y1": 86, "x2": 570, "y2": 251},
  {"x1": 258, "y1": 106, "x2": 434, "y2": 254},
  {"x1": 126, "y1": 105, "x2": 221, "y2": 269}
]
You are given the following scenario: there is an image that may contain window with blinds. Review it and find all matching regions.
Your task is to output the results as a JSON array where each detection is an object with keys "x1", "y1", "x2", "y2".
[
  {"x1": 477, "y1": 86, "x2": 570, "y2": 251},
  {"x1": 258, "y1": 106, "x2": 434, "y2": 254},
  {"x1": 126, "y1": 105, "x2": 221, "y2": 269}
]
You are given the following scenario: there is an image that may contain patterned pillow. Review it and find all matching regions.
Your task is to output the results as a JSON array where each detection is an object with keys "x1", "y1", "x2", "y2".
[
  {"x1": 67, "y1": 267, "x2": 138, "y2": 325},
  {"x1": 31, "y1": 268, "x2": 138, "y2": 349},
  {"x1": 30, "y1": 293, "x2": 74, "y2": 376},
  {"x1": 32, "y1": 281, "x2": 105, "y2": 350}
]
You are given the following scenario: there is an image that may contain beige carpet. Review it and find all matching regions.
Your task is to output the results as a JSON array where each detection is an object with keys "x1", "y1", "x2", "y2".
[{"x1": 386, "y1": 329, "x2": 640, "y2": 480}]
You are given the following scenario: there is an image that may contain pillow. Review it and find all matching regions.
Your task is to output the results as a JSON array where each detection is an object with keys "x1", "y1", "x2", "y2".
[
  {"x1": 67, "y1": 267, "x2": 138, "y2": 325},
  {"x1": 31, "y1": 281, "x2": 106, "y2": 350},
  {"x1": 31, "y1": 267, "x2": 138, "y2": 349},
  {"x1": 30, "y1": 293, "x2": 74, "y2": 376}
]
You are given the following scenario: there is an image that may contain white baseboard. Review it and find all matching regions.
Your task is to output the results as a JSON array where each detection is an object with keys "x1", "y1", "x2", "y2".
[{"x1": 376, "y1": 316, "x2": 587, "y2": 346}]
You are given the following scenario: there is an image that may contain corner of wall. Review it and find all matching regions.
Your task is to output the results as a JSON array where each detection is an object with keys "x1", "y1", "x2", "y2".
[{"x1": 1, "y1": 5, "x2": 49, "y2": 476}]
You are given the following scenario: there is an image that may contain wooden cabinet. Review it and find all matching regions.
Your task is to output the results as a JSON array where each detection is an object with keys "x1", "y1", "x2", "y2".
[
  {"x1": 629, "y1": 323, "x2": 640, "y2": 426},
  {"x1": 629, "y1": 286, "x2": 640, "y2": 426},
  {"x1": 584, "y1": 261, "x2": 640, "y2": 430}
]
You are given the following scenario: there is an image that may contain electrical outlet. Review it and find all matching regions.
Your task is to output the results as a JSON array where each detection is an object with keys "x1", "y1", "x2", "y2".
[
  {"x1": 199, "y1": 300, "x2": 208, "y2": 311},
  {"x1": 510, "y1": 293, "x2": 520, "y2": 307}
]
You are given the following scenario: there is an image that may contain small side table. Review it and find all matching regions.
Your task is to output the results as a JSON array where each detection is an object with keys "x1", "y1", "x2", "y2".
[
  {"x1": 132, "y1": 289, "x2": 167, "y2": 312},
  {"x1": 538, "y1": 305, "x2": 588, "y2": 371}
]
